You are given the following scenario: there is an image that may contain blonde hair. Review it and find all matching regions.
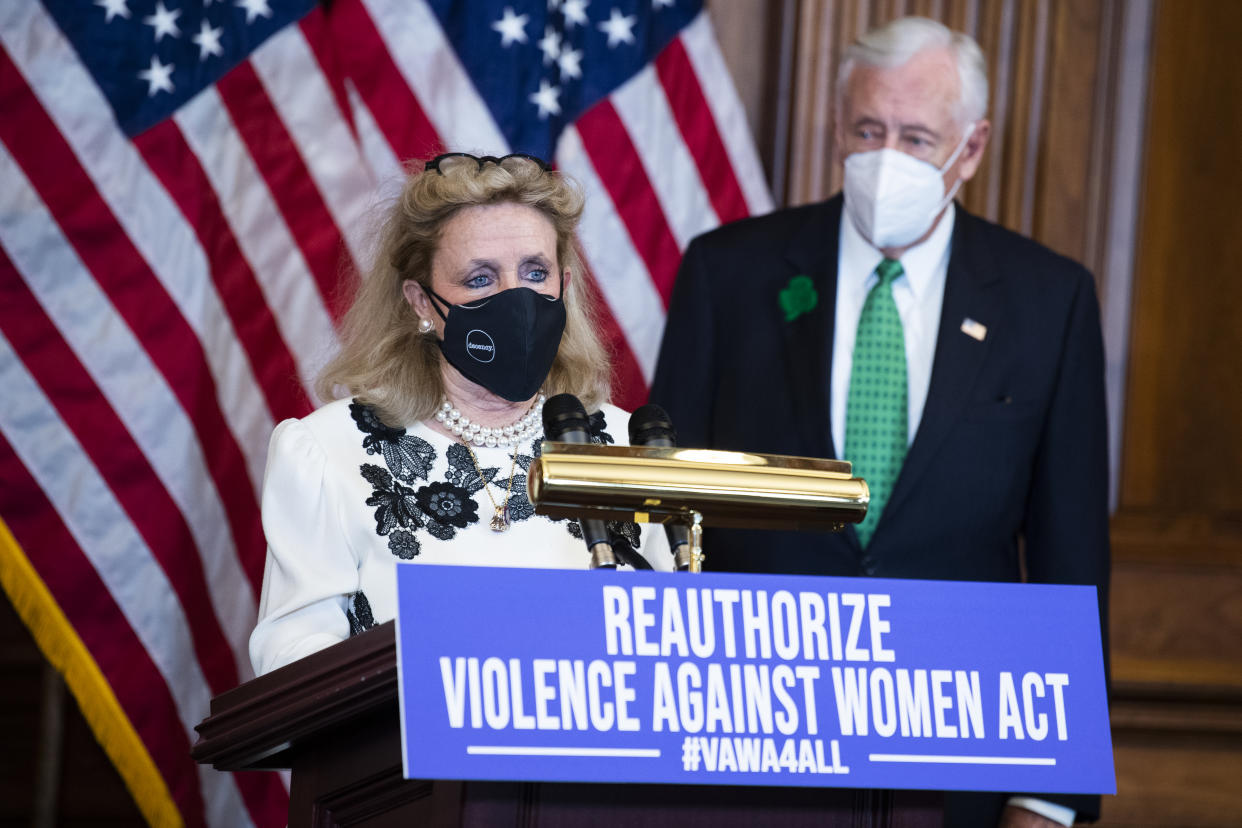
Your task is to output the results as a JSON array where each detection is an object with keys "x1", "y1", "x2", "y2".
[{"x1": 317, "y1": 156, "x2": 610, "y2": 425}]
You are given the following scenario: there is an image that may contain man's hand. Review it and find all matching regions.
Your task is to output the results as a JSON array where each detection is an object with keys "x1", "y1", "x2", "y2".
[{"x1": 999, "y1": 804, "x2": 1069, "y2": 828}]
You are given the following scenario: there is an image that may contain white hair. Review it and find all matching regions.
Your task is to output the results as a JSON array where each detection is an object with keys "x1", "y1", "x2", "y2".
[{"x1": 837, "y1": 16, "x2": 989, "y2": 126}]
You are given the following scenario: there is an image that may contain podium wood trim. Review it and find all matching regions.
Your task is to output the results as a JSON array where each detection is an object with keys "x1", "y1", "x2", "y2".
[{"x1": 194, "y1": 623, "x2": 398, "y2": 771}]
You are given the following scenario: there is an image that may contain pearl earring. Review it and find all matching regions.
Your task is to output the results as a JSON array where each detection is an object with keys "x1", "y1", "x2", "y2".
[{"x1": 418, "y1": 317, "x2": 434, "y2": 334}]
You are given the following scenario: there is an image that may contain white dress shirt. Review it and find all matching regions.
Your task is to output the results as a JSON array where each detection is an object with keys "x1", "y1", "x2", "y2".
[{"x1": 831, "y1": 205, "x2": 954, "y2": 456}]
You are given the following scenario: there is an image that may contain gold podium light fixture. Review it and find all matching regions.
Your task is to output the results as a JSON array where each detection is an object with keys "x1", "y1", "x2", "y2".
[{"x1": 527, "y1": 443, "x2": 869, "y2": 533}]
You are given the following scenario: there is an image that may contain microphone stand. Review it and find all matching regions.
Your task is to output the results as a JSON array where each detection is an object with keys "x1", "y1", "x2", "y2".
[
  {"x1": 682, "y1": 510, "x2": 704, "y2": 573},
  {"x1": 588, "y1": 541, "x2": 616, "y2": 570}
]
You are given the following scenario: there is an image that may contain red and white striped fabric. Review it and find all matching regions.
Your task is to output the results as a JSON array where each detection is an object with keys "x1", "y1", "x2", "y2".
[{"x1": 0, "y1": 1, "x2": 770, "y2": 825}]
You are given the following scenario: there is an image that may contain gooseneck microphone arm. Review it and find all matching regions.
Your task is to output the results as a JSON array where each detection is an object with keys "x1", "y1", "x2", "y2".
[
  {"x1": 628, "y1": 404, "x2": 694, "y2": 571},
  {"x1": 542, "y1": 394, "x2": 617, "y2": 569}
]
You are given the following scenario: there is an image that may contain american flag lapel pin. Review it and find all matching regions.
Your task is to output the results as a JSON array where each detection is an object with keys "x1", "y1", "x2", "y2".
[{"x1": 960, "y1": 318, "x2": 988, "y2": 342}]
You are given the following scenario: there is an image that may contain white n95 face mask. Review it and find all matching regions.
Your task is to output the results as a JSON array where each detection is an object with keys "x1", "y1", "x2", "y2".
[{"x1": 843, "y1": 124, "x2": 975, "y2": 250}]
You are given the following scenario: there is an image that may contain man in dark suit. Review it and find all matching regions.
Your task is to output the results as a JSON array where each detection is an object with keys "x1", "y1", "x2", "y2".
[{"x1": 650, "y1": 16, "x2": 1109, "y2": 828}]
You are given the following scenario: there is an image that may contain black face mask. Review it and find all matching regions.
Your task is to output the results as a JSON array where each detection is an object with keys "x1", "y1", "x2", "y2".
[{"x1": 426, "y1": 285, "x2": 567, "y2": 402}]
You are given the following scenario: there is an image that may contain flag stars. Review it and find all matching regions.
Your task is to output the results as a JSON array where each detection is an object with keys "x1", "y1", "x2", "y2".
[
  {"x1": 492, "y1": 7, "x2": 530, "y2": 47},
  {"x1": 138, "y1": 54, "x2": 175, "y2": 96},
  {"x1": 143, "y1": 1, "x2": 182, "y2": 42},
  {"x1": 95, "y1": 0, "x2": 130, "y2": 23},
  {"x1": 538, "y1": 26, "x2": 562, "y2": 65},
  {"x1": 562, "y1": 0, "x2": 589, "y2": 29},
  {"x1": 529, "y1": 79, "x2": 562, "y2": 118},
  {"x1": 192, "y1": 19, "x2": 224, "y2": 60},
  {"x1": 236, "y1": 0, "x2": 273, "y2": 25},
  {"x1": 598, "y1": 7, "x2": 637, "y2": 47},
  {"x1": 557, "y1": 46, "x2": 583, "y2": 80}
]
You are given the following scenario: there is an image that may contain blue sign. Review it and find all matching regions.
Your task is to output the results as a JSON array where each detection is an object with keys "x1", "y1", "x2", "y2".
[{"x1": 396, "y1": 566, "x2": 1114, "y2": 794}]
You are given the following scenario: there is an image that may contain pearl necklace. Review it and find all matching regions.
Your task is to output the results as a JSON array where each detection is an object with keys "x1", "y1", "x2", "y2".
[{"x1": 434, "y1": 394, "x2": 546, "y2": 448}]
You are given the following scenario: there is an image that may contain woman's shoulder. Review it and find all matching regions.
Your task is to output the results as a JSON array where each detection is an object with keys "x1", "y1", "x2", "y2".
[
  {"x1": 294, "y1": 396, "x2": 435, "y2": 442},
  {"x1": 293, "y1": 396, "x2": 354, "y2": 430},
  {"x1": 262, "y1": 398, "x2": 356, "y2": 478},
  {"x1": 274, "y1": 396, "x2": 437, "y2": 463}
]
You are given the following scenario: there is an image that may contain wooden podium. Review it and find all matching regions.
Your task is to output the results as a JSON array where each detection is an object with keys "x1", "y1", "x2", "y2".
[{"x1": 192, "y1": 622, "x2": 941, "y2": 827}]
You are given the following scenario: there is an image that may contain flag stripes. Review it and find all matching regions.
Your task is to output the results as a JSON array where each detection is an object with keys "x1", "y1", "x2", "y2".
[
  {"x1": 0, "y1": 2, "x2": 771, "y2": 826},
  {"x1": 654, "y1": 37, "x2": 751, "y2": 225},
  {"x1": 0, "y1": 10, "x2": 281, "y2": 496},
  {"x1": 296, "y1": 10, "x2": 357, "y2": 144},
  {"x1": 557, "y1": 125, "x2": 668, "y2": 386},
  {"x1": 678, "y1": 13, "x2": 773, "y2": 217},
  {"x1": 0, "y1": 263, "x2": 242, "y2": 696},
  {"x1": 329, "y1": 0, "x2": 444, "y2": 163},
  {"x1": 174, "y1": 87, "x2": 338, "y2": 401},
  {"x1": 248, "y1": 20, "x2": 375, "y2": 268},
  {"x1": 216, "y1": 63, "x2": 351, "y2": 322},
  {"x1": 611, "y1": 63, "x2": 721, "y2": 249},
  {"x1": 0, "y1": 53, "x2": 267, "y2": 603},
  {"x1": 576, "y1": 101, "x2": 684, "y2": 306},
  {"x1": 0, "y1": 158, "x2": 257, "y2": 677},
  {"x1": 358, "y1": 0, "x2": 507, "y2": 154},
  {"x1": 133, "y1": 119, "x2": 313, "y2": 424}
]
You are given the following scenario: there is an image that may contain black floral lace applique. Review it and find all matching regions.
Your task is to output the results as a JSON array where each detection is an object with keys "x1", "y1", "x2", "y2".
[
  {"x1": 416, "y1": 481, "x2": 476, "y2": 528},
  {"x1": 608, "y1": 520, "x2": 642, "y2": 549},
  {"x1": 388, "y1": 530, "x2": 421, "y2": 560},
  {"x1": 454, "y1": 440, "x2": 544, "y2": 526},
  {"x1": 587, "y1": 410, "x2": 615, "y2": 445},
  {"x1": 442, "y1": 440, "x2": 547, "y2": 526},
  {"x1": 350, "y1": 401, "x2": 435, "y2": 483},
  {"x1": 360, "y1": 458, "x2": 478, "y2": 553},
  {"x1": 352, "y1": 401, "x2": 630, "y2": 554},
  {"x1": 353, "y1": 400, "x2": 481, "y2": 557},
  {"x1": 563, "y1": 517, "x2": 643, "y2": 550},
  {"x1": 361, "y1": 464, "x2": 422, "y2": 536},
  {"x1": 346, "y1": 590, "x2": 375, "y2": 636},
  {"x1": 492, "y1": 441, "x2": 539, "y2": 524},
  {"x1": 350, "y1": 403, "x2": 404, "y2": 449},
  {"x1": 444, "y1": 442, "x2": 497, "y2": 494}
]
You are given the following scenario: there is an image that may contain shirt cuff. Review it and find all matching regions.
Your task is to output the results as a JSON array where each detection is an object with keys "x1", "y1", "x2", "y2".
[{"x1": 1007, "y1": 796, "x2": 1076, "y2": 826}]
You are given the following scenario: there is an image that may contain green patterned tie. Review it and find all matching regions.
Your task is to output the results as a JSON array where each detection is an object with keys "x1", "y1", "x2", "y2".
[{"x1": 844, "y1": 258, "x2": 908, "y2": 548}]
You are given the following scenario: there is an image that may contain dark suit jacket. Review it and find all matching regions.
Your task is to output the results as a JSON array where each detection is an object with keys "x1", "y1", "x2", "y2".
[{"x1": 649, "y1": 195, "x2": 1110, "y2": 825}]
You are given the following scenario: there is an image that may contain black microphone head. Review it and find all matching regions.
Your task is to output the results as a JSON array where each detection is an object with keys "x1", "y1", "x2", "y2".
[
  {"x1": 542, "y1": 393, "x2": 590, "y2": 441},
  {"x1": 629, "y1": 403, "x2": 677, "y2": 447}
]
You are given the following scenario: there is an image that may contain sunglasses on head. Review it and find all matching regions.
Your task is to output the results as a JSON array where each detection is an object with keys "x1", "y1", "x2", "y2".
[{"x1": 423, "y1": 152, "x2": 551, "y2": 174}]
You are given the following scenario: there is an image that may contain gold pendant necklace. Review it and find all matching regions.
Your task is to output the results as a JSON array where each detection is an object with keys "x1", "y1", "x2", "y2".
[{"x1": 464, "y1": 441, "x2": 521, "y2": 532}]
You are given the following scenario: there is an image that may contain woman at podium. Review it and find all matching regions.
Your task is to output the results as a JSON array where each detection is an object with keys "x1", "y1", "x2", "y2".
[{"x1": 250, "y1": 153, "x2": 668, "y2": 676}]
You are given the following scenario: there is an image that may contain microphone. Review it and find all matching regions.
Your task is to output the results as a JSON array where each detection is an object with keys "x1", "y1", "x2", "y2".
[
  {"x1": 542, "y1": 394, "x2": 617, "y2": 569},
  {"x1": 628, "y1": 404, "x2": 694, "y2": 571}
]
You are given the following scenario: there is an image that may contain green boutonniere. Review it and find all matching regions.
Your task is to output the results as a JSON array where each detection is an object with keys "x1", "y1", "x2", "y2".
[{"x1": 778, "y1": 275, "x2": 818, "y2": 322}]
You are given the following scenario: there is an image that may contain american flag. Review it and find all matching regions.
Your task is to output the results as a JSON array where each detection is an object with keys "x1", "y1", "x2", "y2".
[{"x1": 0, "y1": 0, "x2": 770, "y2": 825}]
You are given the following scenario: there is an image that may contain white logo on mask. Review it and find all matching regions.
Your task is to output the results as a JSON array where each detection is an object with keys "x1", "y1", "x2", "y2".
[
  {"x1": 843, "y1": 123, "x2": 975, "y2": 250},
  {"x1": 465, "y1": 329, "x2": 496, "y2": 362}
]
